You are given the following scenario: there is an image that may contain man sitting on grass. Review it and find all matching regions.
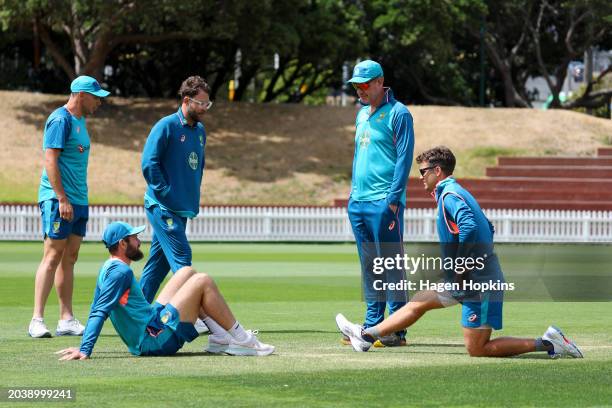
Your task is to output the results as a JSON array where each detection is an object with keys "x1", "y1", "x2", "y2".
[
  {"x1": 57, "y1": 221, "x2": 274, "y2": 359},
  {"x1": 336, "y1": 146, "x2": 583, "y2": 359}
]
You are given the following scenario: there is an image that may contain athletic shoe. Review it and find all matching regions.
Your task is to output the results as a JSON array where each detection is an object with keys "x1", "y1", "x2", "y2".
[
  {"x1": 205, "y1": 332, "x2": 232, "y2": 354},
  {"x1": 335, "y1": 313, "x2": 372, "y2": 352},
  {"x1": 225, "y1": 331, "x2": 275, "y2": 356},
  {"x1": 373, "y1": 334, "x2": 407, "y2": 348},
  {"x1": 340, "y1": 334, "x2": 351, "y2": 345},
  {"x1": 542, "y1": 325, "x2": 583, "y2": 358},
  {"x1": 28, "y1": 318, "x2": 51, "y2": 338},
  {"x1": 56, "y1": 318, "x2": 85, "y2": 336},
  {"x1": 194, "y1": 318, "x2": 210, "y2": 335}
]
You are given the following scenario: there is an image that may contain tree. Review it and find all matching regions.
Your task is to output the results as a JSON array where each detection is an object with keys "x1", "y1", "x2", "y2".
[
  {"x1": 526, "y1": 0, "x2": 612, "y2": 108},
  {"x1": 0, "y1": 0, "x2": 212, "y2": 80}
]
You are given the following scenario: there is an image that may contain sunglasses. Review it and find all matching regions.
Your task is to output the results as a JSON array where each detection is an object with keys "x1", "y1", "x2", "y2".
[
  {"x1": 188, "y1": 97, "x2": 213, "y2": 110},
  {"x1": 351, "y1": 77, "x2": 379, "y2": 91},
  {"x1": 419, "y1": 166, "x2": 437, "y2": 176}
]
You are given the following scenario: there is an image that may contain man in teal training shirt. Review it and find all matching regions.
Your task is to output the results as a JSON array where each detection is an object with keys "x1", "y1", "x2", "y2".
[
  {"x1": 336, "y1": 146, "x2": 583, "y2": 359},
  {"x1": 57, "y1": 221, "x2": 275, "y2": 359},
  {"x1": 344, "y1": 60, "x2": 415, "y2": 347},
  {"x1": 30, "y1": 76, "x2": 110, "y2": 339},
  {"x1": 140, "y1": 75, "x2": 211, "y2": 333}
]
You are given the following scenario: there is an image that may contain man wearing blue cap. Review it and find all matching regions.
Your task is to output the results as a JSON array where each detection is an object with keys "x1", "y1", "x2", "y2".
[
  {"x1": 29, "y1": 76, "x2": 110, "y2": 339},
  {"x1": 139, "y1": 75, "x2": 212, "y2": 334},
  {"x1": 56, "y1": 221, "x2": 274, "y2": 359},
  {"x1": 343, "y1": 60, "x2": 415, "y2": 347}
]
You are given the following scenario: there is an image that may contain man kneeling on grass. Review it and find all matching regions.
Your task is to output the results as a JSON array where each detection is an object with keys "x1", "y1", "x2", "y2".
[
  {"x1": 57, "y1": 221, "x2": 274, "y2": 360},
  {"x1": 336, "y1": 146, "x2": 583, "y2": 359}
]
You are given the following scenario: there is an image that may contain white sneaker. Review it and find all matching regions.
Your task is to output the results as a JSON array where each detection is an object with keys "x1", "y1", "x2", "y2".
[
  {"x1": 56, "y1": 318, "x2": 85, "y2": 336},
  {"x1": 194, "y1": 318, "x2": 210, "y2": 335},
  {"x1": 205, "y1": 332, "x2": 232, "y2": 354},
  {"x1": 542, "y1": 326, "x2": 583, "y2": 358},
  {"x1": 225, "y1": 331, "x2": 275, "y2": 356},
  {"x1": 28, "y1": 318, "x2": 51, "y2": 338},
  {"x1": 335, "y1": 313, "x2": 372, "y2": 352}
]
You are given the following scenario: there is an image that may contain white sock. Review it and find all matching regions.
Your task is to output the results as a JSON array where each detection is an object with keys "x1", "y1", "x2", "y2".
[
  {"x1": 203, "y1": 317, "x2": 228, "y2": 335},
  {"x1": 228, "y1": 321, "x2": 249, "y2": 342}
]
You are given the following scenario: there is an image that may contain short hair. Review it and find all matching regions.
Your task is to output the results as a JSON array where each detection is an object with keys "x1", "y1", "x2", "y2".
[
  {"x1": 416, "y1": 146, "x2": 456, "y2": 175},
  {"x1": 178, "y1": 76, "x2": 210, "y2": 99},
  {"x1": 107, "y1": 241, "x2": 121, "y2": 254}
]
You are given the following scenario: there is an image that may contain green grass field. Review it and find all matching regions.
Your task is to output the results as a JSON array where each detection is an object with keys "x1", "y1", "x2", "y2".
[{"x1": 1, "y1": 242, "x2": 611, "y2": 407}]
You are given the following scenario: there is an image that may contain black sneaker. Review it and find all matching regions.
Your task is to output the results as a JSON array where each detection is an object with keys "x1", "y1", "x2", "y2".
[{"x1": 373, "y1": 334, "x2": 407, "y2": 347}]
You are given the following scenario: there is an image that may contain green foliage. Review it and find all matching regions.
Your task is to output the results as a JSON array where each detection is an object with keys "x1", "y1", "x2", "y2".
[{"x1": 0, "y1": 0, "x2": 609, "y2": 107}]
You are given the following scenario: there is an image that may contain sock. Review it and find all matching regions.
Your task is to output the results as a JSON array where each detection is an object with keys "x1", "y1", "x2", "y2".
[
  {"x1": 203, "y1": 317, "x2": 228, "y2": 335},
  {"x1": 228, "y1": 321, "x2": 249, "y2": 342},
  {"x1": 535, "y1": 337, "x2": 554, "y2": 352},
  {"x1": 362, "y1": 327, "x2": 380, "y2": 343}
]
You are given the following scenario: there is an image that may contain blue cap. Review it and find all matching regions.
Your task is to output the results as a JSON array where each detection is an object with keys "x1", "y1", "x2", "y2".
[
  {"x1": 102, "y1": 221, "x2": 146, "y2": 248},
  {"x1": 347, "y1": 60, "x2": 384, "y2": 83},
  {"x1": 70, "y1": 75, "x2": 110, "y2": 97}
]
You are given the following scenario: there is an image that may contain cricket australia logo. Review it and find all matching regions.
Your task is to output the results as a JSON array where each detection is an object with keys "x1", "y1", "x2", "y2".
[
  {"x1": 161, "y1": 311, "x2": 171, "y2": 324},
  {"x1": 166, "y1": 218, "x2": 174, "y2": 230},
  {"x1": 53, "y1": 221, "x2": 60, "y2": 233},
  {"x1": 359, "y1": 129, "x2": 371, "y2": 149},
  {"x1": 188, "y1": 152, "x2": 198, "y2": 170}
]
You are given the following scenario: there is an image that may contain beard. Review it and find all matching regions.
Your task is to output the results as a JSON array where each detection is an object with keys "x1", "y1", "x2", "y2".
[
  {"x1": 186, "y1": 106, "x2": 203, "y2": 124},
  {"x1": 126, "y1": 246, "x2": 144, "y2": 262}
]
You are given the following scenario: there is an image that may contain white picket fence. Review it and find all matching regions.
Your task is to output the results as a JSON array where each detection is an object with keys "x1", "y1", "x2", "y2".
[{"x1": 0, "y1": 204, "x2": 611, "y2": 243}]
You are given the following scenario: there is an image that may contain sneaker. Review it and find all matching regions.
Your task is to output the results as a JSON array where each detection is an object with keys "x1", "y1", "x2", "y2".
[
  {"x1": 373, "y1": 334, "x2": 407, "y2": 348},
  {"x1": 205, "y1": 332, "x2": 232, "y2": 354},
  {"x1": 225, "y1": 331, "x2": 275, "y2": 356},
  {"x1": 340, "y1": 334, "x2": 352, "y2": 345},
  {"x1": 194, "y1": 318, "x2": 210, "y2": 335},
  {"x1": 335, "y1": 313, "x2": 372, "y2": 352},
  {"x1": 56, "y1": 318, "x2": 85, "y2": 336},
  {"x1": 28, "y1": 318, "x2": 51, "y2": 338},
  {"x1": 542, "y1": 326, "x2": 583, "y2": 358}
]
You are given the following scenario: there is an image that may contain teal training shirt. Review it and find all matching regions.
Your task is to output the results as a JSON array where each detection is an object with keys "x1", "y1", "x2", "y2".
[
  {"x1": 350, "y1": 89, "x2": 414, "y2": 206},
  {"x1": 80, "y1": 259, "x2": 155, "y2": 356},
  {"x1": 38, "y1": 106, "x2": 90, "y2": 205},
  {"x1": 141, "y1": 108, "x2": 206, "y2": 218}
]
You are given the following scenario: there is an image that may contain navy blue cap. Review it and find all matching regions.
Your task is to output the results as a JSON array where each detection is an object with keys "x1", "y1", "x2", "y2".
[
  {"x1": 348, "y1": 60, "x2": 384, "y2": 83},
  {"x1": 70, "y1": 75, "x2": 110, "y2": 97},
  {"x1": 102, "y1": 221, "x2": 145, "y2": 248}
]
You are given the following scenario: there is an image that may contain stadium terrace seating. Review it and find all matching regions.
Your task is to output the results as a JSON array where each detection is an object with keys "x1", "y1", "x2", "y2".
[{"x1": 334, "y1": 148, "x2": 612, "y2": 210}]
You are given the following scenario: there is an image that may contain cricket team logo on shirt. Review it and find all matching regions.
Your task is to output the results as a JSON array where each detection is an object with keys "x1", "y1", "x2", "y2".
[
  {"x1": 468, "y1": 313, "x2": 478, "y2": 323},
  {"x1": 180, "y1": 135, "x2": 186, "y2": 142},
  {"x1": 166, "y1": 218, "x2": 174, "y2": 230},
  {"x1": 377, "y1": 112, "x2": 386, "y2": 122},
  {"x1": 53, "y1": 221, "x2": 60, "y2": 233},
  {"x1": 199, "y1": 134, "x2": 204, "y2": 146},
  {"x1": 359, "y1": 129, "x2": 371, "y2": 149},
  {"x1": 188, "y1": 152, "x2": 199, "y2": 170}
]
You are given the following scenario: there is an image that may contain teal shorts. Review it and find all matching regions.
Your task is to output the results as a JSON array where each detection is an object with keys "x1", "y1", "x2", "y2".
[
  {"x1": 40, "y1": 199, "x2": 88, "y2": 239},
  {"x1": 438, "y1": 290, "x2": 503, "y2": 330},
  {"x1": 461, "y1": 291, "x2": 503, "y2": 330},
  {"x1": 139, "y1": 303, "x2": 198, "y2": 356}
]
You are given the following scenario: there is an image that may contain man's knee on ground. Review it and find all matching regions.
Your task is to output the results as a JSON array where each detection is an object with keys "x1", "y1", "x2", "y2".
[
  {"x1": 465, "y1": 344, "x2": 487, "y2": 357},
  {"x1": 466, "y1": 339, "x2": 501, "y2": 357}
]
